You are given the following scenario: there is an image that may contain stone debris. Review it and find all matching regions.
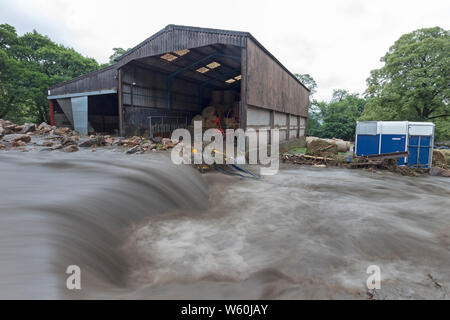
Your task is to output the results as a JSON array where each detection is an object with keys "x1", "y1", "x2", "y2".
[
  {"x1": 2, "y1": 134, "x2": 32, "y2": 144},
  {"x1": 62, "y1": 145, "x2": 79, "y2": 153},
  {"x1": 126, "y1": 145, "x2": 142, "y2": 154},
  {"x1": 21, "y1": 123, "x2": 36, "y2": 134},
  {"x1": 429, "y1": 167, "x2": 450, "y2": 177},
  {"x1": 79, "y1": 136, "x2": 104, "y2": 148}
]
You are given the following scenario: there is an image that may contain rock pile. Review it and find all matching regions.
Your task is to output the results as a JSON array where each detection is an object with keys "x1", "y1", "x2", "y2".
[{"x1": 0, "y1": 119, "x2": 180, "y2": 154}]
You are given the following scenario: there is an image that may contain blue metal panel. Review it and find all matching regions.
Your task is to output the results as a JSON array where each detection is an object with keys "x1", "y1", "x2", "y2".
[
  {"x1": 48, "y1": 89, "x2": 117, "y2": 100},
  {"x1": 419, "y1": 136, "x2": 431, "y2": 167},
  {"x1": 408, "y1": 136, "x2": 432, "y2": 168},
  {"x1": 356, "y1": 135, "x2": 380, "y2": 156},
  {"x1": 381, "y1": 134, "x2": 407, "y2": 165},
  {"x1": 71, "y1": 96, "x2": 88, "y2": 136}
]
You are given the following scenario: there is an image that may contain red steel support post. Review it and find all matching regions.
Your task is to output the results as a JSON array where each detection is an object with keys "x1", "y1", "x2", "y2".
[{"x1": 49, "y1": 100, "x2": 55, "y2": 126}]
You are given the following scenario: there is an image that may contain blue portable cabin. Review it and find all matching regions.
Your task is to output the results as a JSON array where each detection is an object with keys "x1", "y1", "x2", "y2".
[{"x1": 355, "y1": 121, "x2": 435, "y2": 168}]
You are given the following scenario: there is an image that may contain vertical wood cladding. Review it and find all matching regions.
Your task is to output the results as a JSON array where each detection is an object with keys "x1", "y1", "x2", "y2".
[
  {"x1": 122, "y1": 65, "x2": 208, "y2": 112},
  {"x1": 116, "y1": 26, "x2": 247, "y2": 69},
  {"x1": 246, "y1": 39, "x2": 309, "y2": 117},
  {"x1": 49, "y1": 65, "x2": 118, "y2": 96}
]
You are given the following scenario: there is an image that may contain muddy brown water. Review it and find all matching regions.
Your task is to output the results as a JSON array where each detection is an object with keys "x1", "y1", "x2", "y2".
[{"x1": 0, "y1": 150, "x2": 449, "y2": 299}]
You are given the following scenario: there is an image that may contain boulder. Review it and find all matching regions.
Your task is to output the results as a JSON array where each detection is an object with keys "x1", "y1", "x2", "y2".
[
  {"x1": 151, "y1": 136, "x2": 163, "y2": 144},
  {"x1": 62, "y1": 145, "x2": 79, "y2": 153},
  {"x1": 14, "y1": 125, "x2": 25, "y2": 132},
  {"x1": 21, "y1": 123, "x2": 36, "y2": 134},
  {"x1": 54, "y1": 127, "x2": 72, "y2": 136},
  {"x1": 126, "y1": 145, "x2": 141, "y2": 154},
  {"x1": 0, "y1": 126, "x2": 4, "y2": 138},
  {"x1": 4, "y1": 125, "x2": 16, "y2": 134},
  {"x1": 42, "y1": 141, "x2": 54, "y2": 147},
  {"x1": 2, "y1": 134, "x2": 31, "y2": 144},
  {"x1": 79, "y1": 136, "x2": 103, "y2": 148},
  {"x1": 121, "y1": 136, "x2": 142, "y2": 147},
  {"x1": 61, "y1": 136, "x2": 78, "y2": 146},
  {"x1": 162, "y1": 138, "x2": 175, "y2": 148},
  {"x1": 141, "y1": 143, "x2": 156, "y2": 151},
  {"x1": 430, "y1": 167, "x2": 450, "y2": 177},
  {"x1": 38, "y1": 122, "x2": 52, "y2": 134},
  {"x1": 13, "y1": 140, "x2": 27, "y2": 147},
  {"x1": 79, "y1": 138, "x2": 96, "y2": 148}
]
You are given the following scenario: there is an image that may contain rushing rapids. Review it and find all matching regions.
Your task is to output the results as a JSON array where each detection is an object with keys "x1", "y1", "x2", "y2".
[{"x1": 0, "y1": 150, "x2": 449, "y2": 299}]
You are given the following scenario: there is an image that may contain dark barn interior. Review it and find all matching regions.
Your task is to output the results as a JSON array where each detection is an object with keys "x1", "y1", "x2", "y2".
[{"x1": 121, "y1": 43, "x2": 242, "y2": 137}]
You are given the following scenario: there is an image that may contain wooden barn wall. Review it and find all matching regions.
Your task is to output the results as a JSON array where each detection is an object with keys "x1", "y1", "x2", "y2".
[
  {"x1": 246, "y1": 38, "x2": 309, "y2": 118},
  {"x1": 121, "y1": 65, "x2": 208, "y2": 136},
  {"x1": 50, "y1": 66, "x2": 118, "y2": 96},
  {"x1": 117, "y1": 28, "x2": 246, "y2": 68}
]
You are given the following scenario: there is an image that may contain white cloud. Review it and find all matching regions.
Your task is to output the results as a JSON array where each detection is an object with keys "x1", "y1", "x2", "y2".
[{"x1": 0, "y1": 0, "x2": 448, "y2": 101}]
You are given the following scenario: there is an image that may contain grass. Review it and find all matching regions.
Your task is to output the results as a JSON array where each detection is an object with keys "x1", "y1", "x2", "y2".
[{"x1": 289, "y1": 147, "x2": 307, "y2": 154}]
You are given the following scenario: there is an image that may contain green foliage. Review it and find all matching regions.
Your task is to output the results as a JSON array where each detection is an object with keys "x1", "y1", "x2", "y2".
[
  {"x1": 310, "y1": 90, "x2": 366, "y2": 141},
  {"x1": 0, "y1": 24, "x2": 100, "y2": 124},
  {"x1": 295, "y1": 74, "x2": 366, "y2": 141},
  {"x1": 103, "y1": 47, "x2": 130, "y2": 67},
  {"x1": 362, "y1": 27, "x2": 450, "y2": 140},
  {"x1": 295, "y1": 73, "x2": 317, "y2": 95}
]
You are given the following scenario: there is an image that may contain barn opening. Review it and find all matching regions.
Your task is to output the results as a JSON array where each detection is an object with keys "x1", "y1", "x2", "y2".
[{"x1": 121, "y1": 43, "x2": 242, "y2": 138}]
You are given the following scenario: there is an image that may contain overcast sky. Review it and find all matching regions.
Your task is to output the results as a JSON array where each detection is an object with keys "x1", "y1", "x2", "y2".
[{"x1": 1, "y1": 0, "x2": 449, "y2": 101}]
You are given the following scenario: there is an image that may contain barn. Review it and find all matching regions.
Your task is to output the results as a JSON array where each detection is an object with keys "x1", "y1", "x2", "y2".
[{"x1": 47, "y1": 25, "x2": 310, "y2": 149}]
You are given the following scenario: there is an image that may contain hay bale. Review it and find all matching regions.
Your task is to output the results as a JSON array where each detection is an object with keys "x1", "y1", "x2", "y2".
[
  {"x1": 202, "y1": 106, "x2": 216, "y2": 120},
  {"x1": 330, "y1": 139, "x2": 351, "y2": 153},
  {"x1": 306, "y1": 137, "x2": 350, "y2": 153},
  {"x1": 306, "y1": 137, "x2": 320, "y2": 147},
  {"x1": 191, "y1": 114, "x2": 204, "y2": 126},
  {"x1": 214, "y1": 104, "x2": 231, "y2": 118},
  {"x1": 440, "y1": 149, "x2": 450, "y2": 166},
  {"x1": 224, "y1": 118, "x2": 238, "y2": 129},
  {"x1": 306, "y1": 139, "x2": 338, "y2": 157},
  {"x1": 433, "y1": 150, "x2": 447, "y2": 168}
]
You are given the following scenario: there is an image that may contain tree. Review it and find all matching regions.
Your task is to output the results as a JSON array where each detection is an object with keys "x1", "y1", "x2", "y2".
[
  {"x1": 295, "y1": 74, "x2": 366, "y2": 140},
  {"x1": 0, "y1": 24, "x2": 100, "y2": 124},
  {"x1": 322, "y1": 90, "x2": 366, "y2": 141},
  {"x1": 312, "y1": 90, "x2": 366, "y2": 141},
  {"x1": 361, "y1": 27, "x2": 450, "y2": 140},
  {"x1": 295, "y1": 73, "x2": 317, "y2": 95},
  {"x1": 295, "y1": 74, "x2": 320, "y2": 136},
  {"x1": 105, "y1": 47, "x2": 130, "y2": 66}
]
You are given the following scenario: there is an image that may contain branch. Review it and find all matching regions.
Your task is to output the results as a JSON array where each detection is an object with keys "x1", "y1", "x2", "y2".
[{"x1": 427, "y1": 114, "x2": 450, "y2": 120}]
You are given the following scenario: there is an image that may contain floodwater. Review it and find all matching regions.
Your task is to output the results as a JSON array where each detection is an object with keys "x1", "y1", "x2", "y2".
[{"x1": 0, "y1": 150, "x2": 449, "y2": 299}]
